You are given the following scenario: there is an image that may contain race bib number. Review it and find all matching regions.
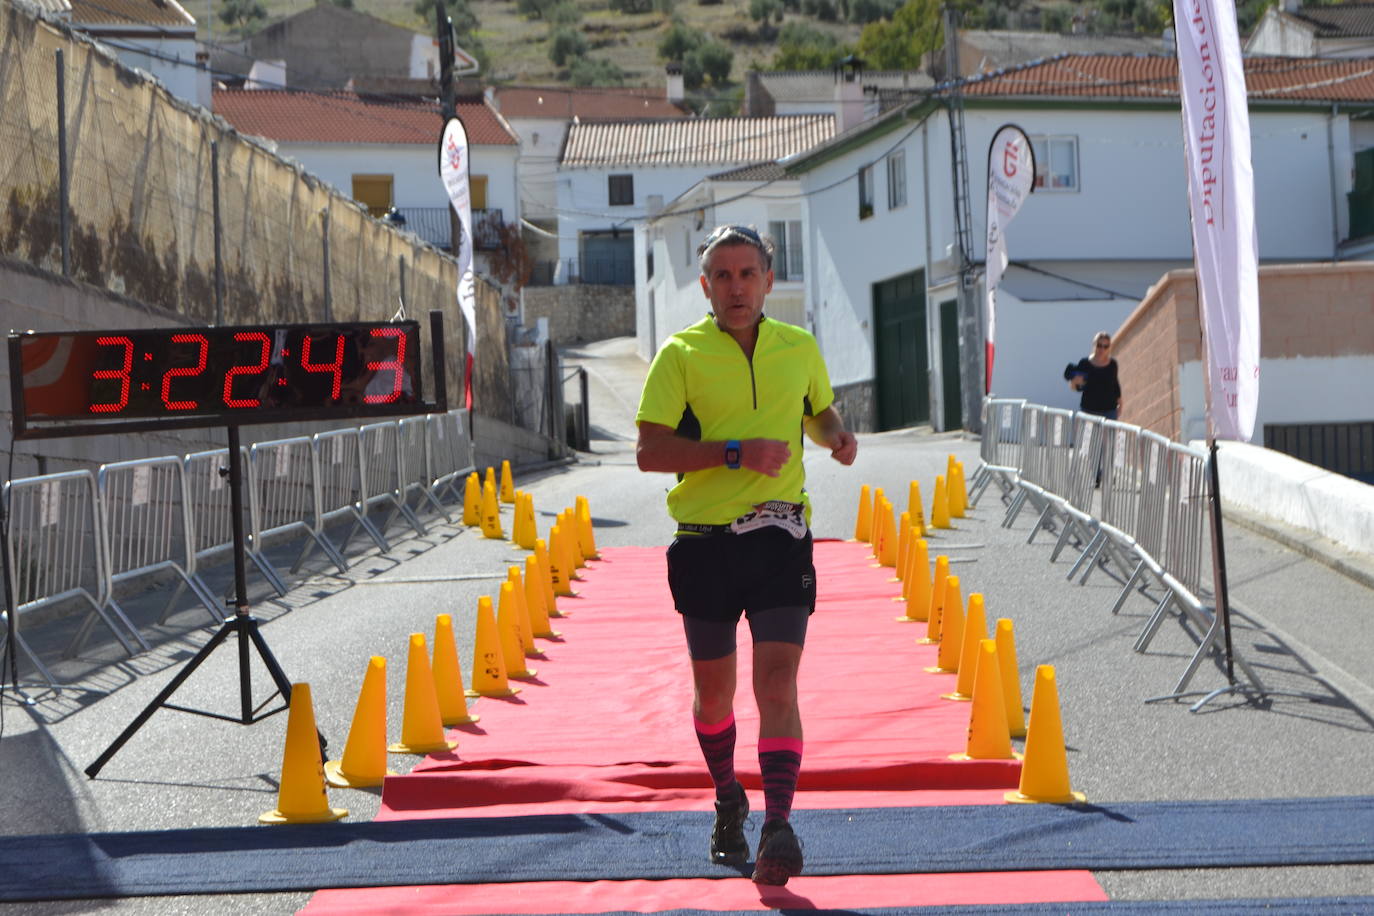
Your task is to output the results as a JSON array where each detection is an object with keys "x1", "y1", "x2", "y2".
[{"x1": 730, "y1": 500, "x2": 807, "y2": 539}]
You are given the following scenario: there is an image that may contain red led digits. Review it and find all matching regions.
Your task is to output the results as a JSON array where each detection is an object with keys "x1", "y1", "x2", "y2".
[
  {"x1": 91, "y1": 336, "x2": 134, "y2": 413},
  {"x1": 363, "y1": 327, "x2": 407, "y2": 404},
  {"x1": 301, "y1": 332, "x2": 345, "y2": 400},
  {"x1": 162, "y1": 333, "x2": 208, "y2": 410},
  {"x1": 224, "y1": 331, "x2": 271, "y2": 408}
]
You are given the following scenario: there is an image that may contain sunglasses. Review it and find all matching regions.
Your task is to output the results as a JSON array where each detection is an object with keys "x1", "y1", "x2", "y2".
[
  {"x1": 703, "y1": 225, "x2": 762, "y2": 245},
  {"x1": 1095, "y1": 341, "x2": 1110, "y2": 349}
]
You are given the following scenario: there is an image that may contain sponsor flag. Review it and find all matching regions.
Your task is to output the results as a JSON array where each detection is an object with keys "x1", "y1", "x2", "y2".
[
  {"x1": 984, "y1": 124, "x2": 1035, "y2": 394},
  {"x1": 439, "y1": 116, "x2": 477, "y2": 409},
  {"x1": 1174, "y1": 0, "x2": 1260, "y2": 441}
]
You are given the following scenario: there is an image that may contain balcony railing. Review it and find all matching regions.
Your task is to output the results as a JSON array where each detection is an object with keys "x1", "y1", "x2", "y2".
[{"x1": 392, "y1": 207, "x2": 504, "y2": 251}]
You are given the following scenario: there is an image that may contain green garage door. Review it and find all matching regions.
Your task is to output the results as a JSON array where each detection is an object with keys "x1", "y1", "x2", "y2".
[{"x1": 873, "y1": 271, "x2": 929, "y2": 431}]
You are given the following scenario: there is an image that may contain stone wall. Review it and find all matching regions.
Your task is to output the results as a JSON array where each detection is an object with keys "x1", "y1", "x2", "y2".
[
  {"x1": 830, "y1": 380, "x2": 877, "y2": 434},
  {"x1": 523, "y1": 285, "x2": 635, "y2": 346}
]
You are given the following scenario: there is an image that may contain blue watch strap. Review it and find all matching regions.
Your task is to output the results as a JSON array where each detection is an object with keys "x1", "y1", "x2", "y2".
[{"x1": 725, "y1": 439, "x2": 742, "y2": 469}]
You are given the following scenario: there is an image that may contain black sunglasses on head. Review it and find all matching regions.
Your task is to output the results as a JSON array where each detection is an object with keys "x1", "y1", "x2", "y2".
[{"x1": 704, "y1": 225, "x2": 762, "y2": 244}]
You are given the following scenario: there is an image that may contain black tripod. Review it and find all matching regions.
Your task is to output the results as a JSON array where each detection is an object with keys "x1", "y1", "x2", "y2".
[{"x1": 86, "y1": 426, "x2": 321, "y2": 778}]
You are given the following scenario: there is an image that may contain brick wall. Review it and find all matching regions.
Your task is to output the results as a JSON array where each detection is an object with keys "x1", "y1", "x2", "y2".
[
  {"x1": 1113, "y1": 262, "x2": 1374, "y2": 441},
  {"x1": 522, "y1": 285, "x2": 636, "y2": 346}
]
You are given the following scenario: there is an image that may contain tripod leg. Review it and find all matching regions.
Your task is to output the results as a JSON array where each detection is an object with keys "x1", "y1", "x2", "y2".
[
  {"x1": 246, "y1": 621, "x2": 327, "y2": 758},
  {"x1": 85, "y1": 620, "x2": 236, "y2": 778}
]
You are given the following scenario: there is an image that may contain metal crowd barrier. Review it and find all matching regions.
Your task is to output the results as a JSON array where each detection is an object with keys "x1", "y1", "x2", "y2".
[
  {"x1": 2, "y1": 471, "x2": 146, "y2": 688},
  {"x1": 400, "y1": 416, "x2": 450, "y2": 524},
  {"x1": 3, "y1": 410, "x2": 478, "y2": 688},
  {"x1": 976, "y1": 395, "x2": 1260, "y2": 699},
  {"x1": 314, "y1": 428, "x2": 389, "y2": 558},
  {"x1": 428, "y1": 411, "x2": 476, "y2": 504},
  {"x1": 97, "y1": 457, "x2": 223, "y2": 629},
  {"x1": 250, "y1": 436, "x2": 348, "y2": 582},
  {"x1": 360, "y1": 421, "x2": 426, "y2": 540},
  {"x1": 969, "y1": 398, "x2": 1025, "y2": 507}
]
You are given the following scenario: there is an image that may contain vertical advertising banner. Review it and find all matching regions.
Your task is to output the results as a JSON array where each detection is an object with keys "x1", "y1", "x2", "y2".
[
  {"x1": 439, "y1": 116, "x2": 477, "y2": 409},
  {"x1": 1174, "y1": 0, "x2": 1260, "y2": 441},
  {"x1": 984, "y1": 124, "x2": 1035, "y2": 395}
]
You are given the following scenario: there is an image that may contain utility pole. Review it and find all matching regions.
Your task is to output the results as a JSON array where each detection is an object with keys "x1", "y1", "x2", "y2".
[
  {"x1": 435, "y1": 0, "x2": 462, "y2": 258},
  {"x1": 943, "y1": 3, "x2": 983, "y2": 435}
]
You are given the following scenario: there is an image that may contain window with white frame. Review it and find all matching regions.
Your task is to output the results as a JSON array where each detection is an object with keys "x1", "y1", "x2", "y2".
[
  {"x1": 768, "y1": 220, "x2": 804, "y2": 281},
  {"x1": 886, "y1": 149, "x2": 907, "y2": 209},
  {"x1": 1030, "y1": 136, "x2": 1078, "y2": 191},
  {"x1": 858, "y1": 164, "x2": 875, "y2": 219}
]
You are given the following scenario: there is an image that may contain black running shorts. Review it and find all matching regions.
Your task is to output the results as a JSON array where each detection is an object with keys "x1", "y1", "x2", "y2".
[{"x1": 666, "y1": 527, "x2": 816, "y2": 623}]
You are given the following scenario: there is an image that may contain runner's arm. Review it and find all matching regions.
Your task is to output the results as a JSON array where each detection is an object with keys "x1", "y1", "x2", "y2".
[
  {"x1": 636, "y1": 421, "x2": 791, "y2": 478},
  {"x1": 804, "y1": 406, "x2": 858, "y2": 466}
]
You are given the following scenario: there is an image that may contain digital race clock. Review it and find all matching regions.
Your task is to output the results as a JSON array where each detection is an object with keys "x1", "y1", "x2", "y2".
[{"x1": 8, "y1": 319, "x2": 443, "y2": 440}]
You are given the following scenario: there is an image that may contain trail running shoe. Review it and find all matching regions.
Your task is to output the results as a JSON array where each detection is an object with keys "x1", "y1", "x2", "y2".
[
  {"x1": 751, "y1": 819, "x2": 803, "y2": 886},
  {"x1": 709, "y1": 782, "x2": 749, "y2": 865}
]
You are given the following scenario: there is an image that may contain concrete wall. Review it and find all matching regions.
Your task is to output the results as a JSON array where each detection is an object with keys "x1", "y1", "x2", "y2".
[
  {"x1": 1114, "y1": 263, "x2": 1374, "y2": 442},
  {"x1": 523, "y1": 285, "x2": 635, "y2": 346}
]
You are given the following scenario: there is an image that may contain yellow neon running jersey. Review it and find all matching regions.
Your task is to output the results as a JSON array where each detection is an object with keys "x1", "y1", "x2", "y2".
[{"x1": 636, "y1": 315, "x2": 835, "y2": 525}]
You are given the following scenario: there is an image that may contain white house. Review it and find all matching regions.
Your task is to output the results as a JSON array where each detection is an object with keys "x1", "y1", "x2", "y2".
[
  {"x1": 556, "y1": 115, "x2": 834, "y2": 286},
  {"x1": 748, "y1": 52, "x2": 1374, "y2": 435},
  {"x1": 212, "y1": 88, "x2": 520, "y2": 281},
  {"x1": 490, "y1": 78, "x2": 692, "y2": 283},
  {"x1": 62, "y1": 0, "x2": 210, "y2": 109},
  {"x1": 1246, "y1": 0, "x2": 1374, "y2": 59},
  {"x1": 637, "y1": 162, "x2": 807, "y2": 360}
]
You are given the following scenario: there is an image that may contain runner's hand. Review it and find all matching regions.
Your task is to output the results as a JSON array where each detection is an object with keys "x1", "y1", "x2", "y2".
[
  {"x1": 829, "y1": 430, "x2": 858, "y2": 466},
  {"x1": 741, "y1": 438, "x2": 791, "y2": 477}
]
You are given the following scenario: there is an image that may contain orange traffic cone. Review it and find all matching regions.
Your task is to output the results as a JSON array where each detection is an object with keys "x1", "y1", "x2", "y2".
[
  {"x1": 525, "y1": 554, "x2": 561, "y2": 639},
  {"x1": 534, "y1": 538, "x2": 566, "y2": 617},
  {"x1": 891, "y1": 512, "x2": 911, "y2": 581},
  {"x1": 898, "y1": 536, "x2": 931, "y2": 621},
  {"x1": 481, "y1": 478, "x2": 504, "y2": 539},
  {"x1": 927, "y1": 574, "x2": 964, "y2": 673},
  {"x1": 953, "y1": 460, "x2": 970, "y2": 517},
  {"x1": 946, "y1": 455, "x2": 966, "y2": 519},
  {"x1": 869, "y1": 487, "x2": 886, "y2": 556},
  {"x1": 498, "y1": 581, "x2": 538, "y2": 679},
  {"x1": 462, "y1": 472, "x2": 481, "y2": 526},
  {"x1": 548, "y1": 525, "x2": 573, "y2": 596},
  {"x1": 325, "y1": 658, "x2": 396, "y2": 789},
  {"x1": 576, "y1": 495, "x2": 600, "y2": 560},
  {"x1": 951, "y1": 639, "x2": 1020, "y2": 761},
  {"x1": 509, "y1": 491, "x2": 526, "y2": 547},
  {"x1": 468, "y1": 595, "x2": 520, "y2": 698},
  {"x1": 506, "y1": 566, "x2": 541, "y2": 657},
  {"x1": 499, "y1": 460, "x2": 515, "y2": 503},
  {"x1": 853, "y1": 484, "x2": 873, "y2": 542},
  {"x1": 518, "y1": 492, "x2": 539, "y2": 550},
  {"x1": 877, "y1": 501, "x2": 899, "y2": 568},
  {"x1": 919, "y1": 555, "x2": 950, "y2": 644},
  {"x1": 562, "y1": 508, "x2": 587, "y2": 570},
  {"x1": 1005, "y1": 666, "x2": 1086, "y2": 804},
  {"x1": 996, "y1": 618, "x2": 1027, "y2": 739},
  {"x1": 931, "y1": 475, "x2": 952, "y2": 529},
  {"x1": 907, "y1": 480, "x2": 926, "y2": 536},
  {"x1": 432, "y1": 614, "x2": 478, "y2": 726},
  {"x1": 261, "y1": 683, "x2": 348, "y2": 823},
  {"x1": 944, "y1": 593, "x2": 988, "y2": 701},
  {"x1": 388, "y1": 633, "x2": 458, "y2": 754},
  {"x1": 484, "y1": 466, "x2": 496, "y2": 496}
]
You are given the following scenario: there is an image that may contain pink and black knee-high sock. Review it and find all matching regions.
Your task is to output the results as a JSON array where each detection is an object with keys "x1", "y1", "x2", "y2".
[
  {"x1": 758, "y1": 737, "x2": 803, "y2": 824},
  {"x1": 694, "y1": 712, "x2": 737, "y2": 799}
]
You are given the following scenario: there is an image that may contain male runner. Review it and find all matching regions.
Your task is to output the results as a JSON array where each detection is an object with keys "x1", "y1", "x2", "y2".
[{"x1": 635, "y1": 224, "x2": 857, "y2": 886}]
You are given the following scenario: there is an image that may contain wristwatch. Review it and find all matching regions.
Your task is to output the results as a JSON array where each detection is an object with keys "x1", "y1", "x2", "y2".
[{"x1": 724, "y1": 440, "x2": 741, "y2": 470}]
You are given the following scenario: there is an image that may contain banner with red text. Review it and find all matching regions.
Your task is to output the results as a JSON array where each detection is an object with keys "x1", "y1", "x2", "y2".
[
  {"x1": 984, "y1": 124, "x2": 1035, "y2": 394},
  {"x1": 1175, "y1": 0, "x2": 1260, "y2": 441},
  {"x1": 439, "y1": 116, "x2": 477, "y2": 409}
]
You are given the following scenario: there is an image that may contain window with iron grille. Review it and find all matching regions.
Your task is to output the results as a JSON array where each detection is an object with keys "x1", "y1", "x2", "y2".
[{"x1": 608, "y1": 174, "x2": 634, "y2": 206}]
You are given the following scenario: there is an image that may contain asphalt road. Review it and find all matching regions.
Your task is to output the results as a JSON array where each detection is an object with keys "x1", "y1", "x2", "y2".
[{"x1": 1, "y1": 336, "x2": 1371, "y2": 914}]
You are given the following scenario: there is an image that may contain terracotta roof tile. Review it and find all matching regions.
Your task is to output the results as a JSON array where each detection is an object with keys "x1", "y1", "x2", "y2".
[
  {"x1": 561, "y1": 115, "x2": 834, "y2": 167},
  {"x1": 495, "y1": 86, "x2": 690, "y2": 120},
  {"x1": 1289, "y1": 3, "x2": 1374, "y2": 38},
  {"x1": 68, "y1": 0, "x2": 195, "y2": 28},
  {"x1": 961, "y1": 53, "x2": 1374, "y2": 102},
  {"x1": 212, "y1": 89, "x2": 518, "y2": 145}
]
